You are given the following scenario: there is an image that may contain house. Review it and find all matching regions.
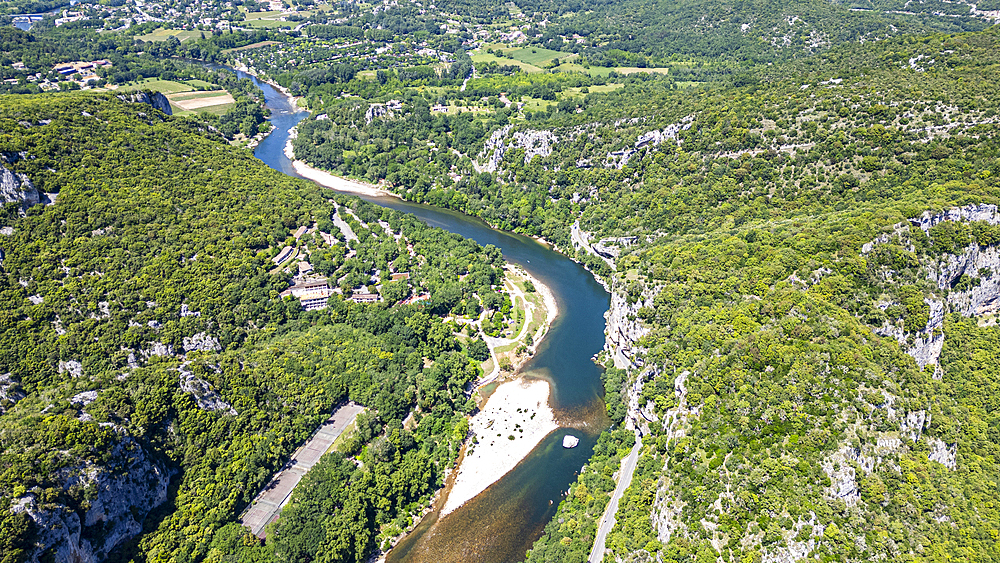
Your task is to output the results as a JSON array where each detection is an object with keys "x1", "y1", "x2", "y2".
[
  {"x1": 350, "y1": 292, "x2": 381, "y2": 303},
  {"x1": 272, "y1": 246, "x2": 294, "y2": 265},
  {"x1": 280, "y1": 278, "x2": 334, "y2": 310},
  {"x1": 390, "y1": 272, "x2": 410, "y2": 281}
]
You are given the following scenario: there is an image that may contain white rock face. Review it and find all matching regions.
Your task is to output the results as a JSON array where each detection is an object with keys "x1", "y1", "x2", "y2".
[
  {"x1": 562, "y1": 434, "x2": 580, "y2": 448},
  {"x1": 12, "y1": 435, "x2": 172, "y2": 563},
  {"x1": 760, "y1": 515, "x2": 821, "y2": 563},
  {"x1": 866, "y1": 205, "x2": 1000, "y2": 370},
  {"x1": 144, "y1": 342, "x2": 172, "y2": 358},
  {"x1": 182, "y1": 332, "x2": 220, "y2": 353},
  {"x1": 58, "y1": 360, "x2": 84, "y2": 378},
  {"x1": 822, "y1": 447, "x2": 860, "y2": 507},
  {"x1": 0, "y1": 372, "x2": 25, "y2": 412},
  {"x1": 70, "y1": 390, "x2": 99, "y2": 406},
  {"x1": 0, "y1": 164, "x2": 40, "y2": 209},
  {"x1": 476, "y1": 126, "x2": 557, "y2": 172},
  {"x1": 604, "y1": 285, "x2": 651, "y2": 370},
  {"x1": 179, "y1": 304, "x2": 201, "y2": 317},
  {"x1": 653, "y1": 370, "x2": 701, "y2": 544},
  {"x1": 928, "y1": 438, "x2": 957, "y2": 470},
  {"x1": 117, "y1": 92, "x2": 172, "y2": 116},
  {"x1": 178, "y1": 364, "x2": 236, "y2": 415}
]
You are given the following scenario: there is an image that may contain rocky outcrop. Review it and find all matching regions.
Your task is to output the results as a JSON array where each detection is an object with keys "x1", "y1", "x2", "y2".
[
  {"x1": 928, "y1": 438, "x2": 957, "y2": 470},
  {"x1": 0, "y1": 372, "x2": 25, "y2": 413},
  {"x1": 364, "y1": 100, "x2": 401, "y2": 124},
  {"x1": 652, "y1": 370, "x2": 701, "y2": 543},
  {"x1": 593, "y1": 236, "x2": 639, "y2": 260},
  {"x1": 118, "y1": 92, "x2": 172, "y2": 116},
  {"x1": 476, "y1": 126, "x2": 557, "y2": 172},
  {"x1": 821, "y1": 447, "x2": 860, "y2": 507},
  {"x1": 865, "y1": 204, "x2": 1000, "y2": 371},
  {"x1": 182, "y1": 332, "x2": 220, "y2": 353},
  {"x1": 178, "y1": 363, "x2": 236, "y2": 415},
  {"x1": 570, "y1": 220, "x2": 615, "y2": 271},
  {"x1": 0, "y1": 165, "x2": 40, "y2": 210},
  {"x1": 606, "y1": 117, "x2": 693, "y2": 169},
  {"x1": 58, "y1": 360, "x2": 84, "y2": 379},
  {"x1": 11, "y1": 434, "x2": 172, "y2": 563},
  {"x1": 604, "y1": 284, "x2": 652, "y2": 370}
]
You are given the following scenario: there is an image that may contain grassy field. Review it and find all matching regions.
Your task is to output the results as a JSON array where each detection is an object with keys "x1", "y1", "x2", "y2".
[
  {"x1": 508, "y1": 46, "x2": 574, "y2": 67},
  {"x1": 242, "y1": 18, "x2": 291, "y2": 29},
  {"x1": 168, "y1": 90, "x2": 231, "y2": 101},
  {"x1": 616, "y1": 66, "x2": 671, "y2": 75},
  {"x1": 172, "y1": 103, "x2": 234, "y2": 117},
  {"x1": 471, "y1": 51, "x2": 543, "y2": 73},
  {"x1": 519, "y1": 96, "x2": 555, "y2": 112},
  {"x1": 185, "y1": 79, "x2": 216, "y2": 89},
  {"x1": 551, "y1": 62, "x2": 614, "y2": 76},
  {"x1": 561, "y1": 83, "x2": 624, "y2": 99},
  {"x1": 117, "y1": 79, "x2": 194, "y2": 94},
  {"x1": 135, "y1": 28, "x2": 203, "y2": 42},
  {"x1": 222, "y1": 40, "x2": 280, "y2": 54}
]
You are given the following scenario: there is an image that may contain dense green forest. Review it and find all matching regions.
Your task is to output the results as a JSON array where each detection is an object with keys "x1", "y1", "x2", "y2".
[
  {"x1": 513, "y1": 0, "x2": 988, "y2": 66},
  {"x1": 516, "y1": 28, "x2": 1000, "y2": 563},
  {"x1": 0, "y1": 93, "x2": 510, "y2": 563}
]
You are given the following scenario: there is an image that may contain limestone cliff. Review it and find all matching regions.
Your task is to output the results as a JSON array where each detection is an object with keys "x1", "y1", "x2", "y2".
[
  {"x1": 117, "y1": 92, "x2": 172, "y2": 116},
  {"x1": 864, "y1": 204, "x2": 1000, "y2": 373},
  {"x1": 11, "y1": 434, "x2": 172, "y2": 563},
  {"x1": 604, "y1": 286, "x2": 651, "y2": 371},
  {"x1": 0, "y1": 164, "x2": 39, "y2": 209}
]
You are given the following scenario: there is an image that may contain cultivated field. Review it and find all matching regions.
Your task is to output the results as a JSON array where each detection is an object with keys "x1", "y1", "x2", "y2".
[
  {"x1": 135, "y1": 28, "x2": 203, "y2": 42},
  {"x1": 166, "y1": 90, "x2": 236, "y2": 113}
]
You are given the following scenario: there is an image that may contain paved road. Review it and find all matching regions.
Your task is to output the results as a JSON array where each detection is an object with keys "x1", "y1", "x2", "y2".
[
  {"x1": 589, "y1": 433, "x2": 642, "y2": 563},
  {"x1": 240, "y1": 402, "x2": 364, "y2": 538}
]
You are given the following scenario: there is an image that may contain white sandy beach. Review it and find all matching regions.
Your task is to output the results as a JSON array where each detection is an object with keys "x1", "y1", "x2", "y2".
[
  {"x1": 441, "y1": 378, "x2": 558, "y2": 515},
  {"x1": 284, "y1": 135, "x2": 400, "y2": 198}
]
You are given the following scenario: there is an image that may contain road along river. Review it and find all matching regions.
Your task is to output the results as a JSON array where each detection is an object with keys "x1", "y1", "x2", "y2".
[{"x1": 242, "y1": 69, "x2": 612, "y2": 562}]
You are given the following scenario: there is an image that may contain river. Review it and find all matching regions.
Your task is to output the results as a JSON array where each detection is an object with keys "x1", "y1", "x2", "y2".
[{"x1": 242, "y1": 70, "x2": 612, "y2": 562}]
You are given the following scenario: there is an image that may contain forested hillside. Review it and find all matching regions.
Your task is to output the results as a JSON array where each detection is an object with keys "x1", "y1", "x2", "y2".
[
  {"x1": 518, "y1": 29, "x2": 1000, "y2": 563},
  {"x1": 0, "y1": 93, "x2": 509, "y2": 563},
  {"x1": 281, "y1": 23, "x2": 1000, "y2": 562},
  {"x1": 514, "y1": 0, "x2": 988, "y2": 65}
]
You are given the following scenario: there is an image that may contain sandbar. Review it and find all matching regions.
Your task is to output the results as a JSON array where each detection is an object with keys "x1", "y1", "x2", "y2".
[{"x1": 441, "y1": 378, "x2": 558, "y2": 515}]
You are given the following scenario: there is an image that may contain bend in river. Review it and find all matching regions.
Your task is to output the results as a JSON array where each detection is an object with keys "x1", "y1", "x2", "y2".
[{"x1": 242, "y1": 69, "x2": 612, "y2": 562}]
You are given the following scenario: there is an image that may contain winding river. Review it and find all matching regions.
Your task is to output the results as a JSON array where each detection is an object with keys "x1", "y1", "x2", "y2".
[{"x1": 243, "y1": 70, "x2": 612, "y2": 562}]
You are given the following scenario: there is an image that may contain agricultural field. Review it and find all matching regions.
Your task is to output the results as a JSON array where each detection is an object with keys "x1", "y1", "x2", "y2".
[
  {"x1": 222, "y1": 40, "x2": 281, "y2": 54},
  {"x1": 615, "y1": 66, "x2": 671, "y2": 75},
  {"x1": 184, "y1": 79, "x2": 217, "y2": 90},
  {"x1": 471, "y1": 50, "x2": 543, "y2": 73},
  {"x1": 560, "y1": 83, "x2": 624, "y2": 99},
  {"x1": 239, "y1": 9, "x2": 302, "y2": 29},
  {"x1": 135, "y1": 28, "x2": 204, "y2": 42},
  {"x1": 507, "y1": 46, "x2": 576, "y2": 67},
  {"x1": 166, "y1": 89, "x2": 236, "y2": 114}
]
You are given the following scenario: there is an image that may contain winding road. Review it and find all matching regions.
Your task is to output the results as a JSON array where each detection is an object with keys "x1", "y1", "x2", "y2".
[{"x1": 589, "y1": 434, "x2": 642, "y2": 563}]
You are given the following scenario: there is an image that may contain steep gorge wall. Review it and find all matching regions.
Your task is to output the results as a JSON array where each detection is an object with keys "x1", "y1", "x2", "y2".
[{"x1": 12, "y1": 435, "x2": 173, "y2": 563}]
